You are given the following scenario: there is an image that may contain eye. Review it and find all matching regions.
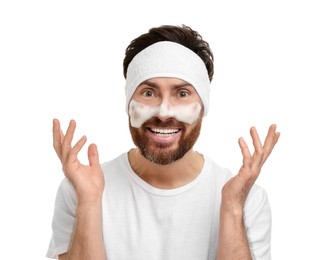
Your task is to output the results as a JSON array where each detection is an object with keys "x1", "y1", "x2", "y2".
[
  {"x1": 178, "y1": 90, "x2": 190, "y2": 98},
  {"x1": 142, "y1": 90, "x2": 156, "y2": 98}
]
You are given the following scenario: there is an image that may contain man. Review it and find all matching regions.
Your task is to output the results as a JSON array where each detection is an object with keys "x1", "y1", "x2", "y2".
[{"x1": 47, "y1": 24, "x2": 280, "y2": 260}]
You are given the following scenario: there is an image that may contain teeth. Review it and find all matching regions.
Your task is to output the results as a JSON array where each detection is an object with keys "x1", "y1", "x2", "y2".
[{"x1": 151, "y1": 128, "x2": 179, "y2": 134}]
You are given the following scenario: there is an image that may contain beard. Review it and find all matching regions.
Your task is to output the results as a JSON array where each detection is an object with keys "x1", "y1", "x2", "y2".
[{"x1": 129, "y1": 116, "x2": 203, "y2": 165}]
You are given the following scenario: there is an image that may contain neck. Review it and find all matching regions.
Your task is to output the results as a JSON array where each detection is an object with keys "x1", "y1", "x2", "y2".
[{"x1": 128, "y1": 148, "x2": 204, "y2": 189}]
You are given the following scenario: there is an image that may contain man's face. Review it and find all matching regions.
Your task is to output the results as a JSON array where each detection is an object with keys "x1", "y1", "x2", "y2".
[{"x1": 129, "y1": 77, "x2": 203, "y2": 165}]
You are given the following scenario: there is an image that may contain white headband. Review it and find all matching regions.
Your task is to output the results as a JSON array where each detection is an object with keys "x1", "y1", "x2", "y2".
[{"x1": 125, "y1": 41, "x2": 211, "y2": 116}]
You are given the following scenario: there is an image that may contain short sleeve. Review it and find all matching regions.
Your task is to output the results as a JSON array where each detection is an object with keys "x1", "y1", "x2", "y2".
[
  {"x1": 46, "y1": 178, "x2": 77, "y2": 258},
  {"x1": 244, "y1": 186, "x2": 272, "y2": 260}
]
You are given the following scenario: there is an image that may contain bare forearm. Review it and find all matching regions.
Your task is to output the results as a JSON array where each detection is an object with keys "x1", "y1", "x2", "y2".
[
  {"x1": 67, "y1": 202, "x2": 106, "y2": 260},
  {"x1": 217, "y1": 207, "x2": 252, "y2": 260}
]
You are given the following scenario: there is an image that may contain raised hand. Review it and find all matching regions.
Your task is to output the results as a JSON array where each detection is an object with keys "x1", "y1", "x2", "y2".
[
  {"x1": 222, "y1": 124, "x2": 280, "y2": 211},
  {"x1": 52, "y1": 119, "x2": 105, "y2": 205}
]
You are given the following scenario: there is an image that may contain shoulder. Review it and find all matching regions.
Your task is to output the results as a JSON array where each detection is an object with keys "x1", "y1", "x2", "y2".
[
  {"x1": 244, "y1": 184, "x2": 272, "y2": 241},
  {"x1": 245, "y1": 184, "x2": 270, "y2": 217},
  {"x1": 100, "y1": 152, "x2": 133, "y2": 190},
  {"x1": 244, "y1": 184, "x2": 272, "y2": 258},
  {"x1": 100, "y1": 152, "x2": 129, "y2": 178},
  {"x1": 56, "y1": 177, "x2": 76, "y2": 202},
  {"x1": 203, "y1": 155, "x2": 233, "y2": 183}
]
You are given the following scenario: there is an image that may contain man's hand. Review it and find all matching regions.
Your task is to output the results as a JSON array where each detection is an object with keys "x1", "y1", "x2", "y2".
[
  {"x1": 53, "y1": 119, "x2": 107, "y2": 259},
  {"x1": 52, "y1": 119, "x2": 105, "y2": 205},
  {"x1": 222, "y1": 124, "x2": 280, "y2": 212}
]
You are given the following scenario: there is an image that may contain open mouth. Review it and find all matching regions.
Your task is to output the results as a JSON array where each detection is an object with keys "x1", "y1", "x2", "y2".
[{"x1": 148, "y1": 128, "x2": 181, "y2": 137}]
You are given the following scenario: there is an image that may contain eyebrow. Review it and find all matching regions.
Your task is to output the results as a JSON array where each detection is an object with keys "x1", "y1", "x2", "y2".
[{"x1": 139, "y1": 80, "x2": 193, "y2": 90}]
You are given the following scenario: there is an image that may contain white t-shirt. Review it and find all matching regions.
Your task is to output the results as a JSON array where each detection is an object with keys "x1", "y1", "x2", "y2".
[{"x1": 46, "y1": 153, "x2": 271, "y2": 260}]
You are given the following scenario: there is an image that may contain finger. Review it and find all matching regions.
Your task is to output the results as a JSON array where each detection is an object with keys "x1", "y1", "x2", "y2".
[
  {"x1": 261, "y1": 124, "x2": 279, "y2": 163},
  {"x1": 62, "y1": 120, "x2": 76, "y2": 160},
  {"x1": 263, "y1": 124, "x2": 277, "y2": 149},
  {"x1": 250, "y1": 126, "x2": 263, "y2": 155},
  {"x1": 66, "y1": 135, "x2": 87, "y2": 164},
  {"x1": 88, "y1": 143, "x2": 100, "y2": 166},
  {"x1": 274, "y1": 132, "x2": 281, "y2": 145},
  {"x1": 238, "y1": 137, "x2": 252, "y2": 168},
  {"x1": 52, "y1": 118, "x2": 64, "y2": 159},
  {"x1": 250, "y1": 127, "x2": 264, "y2": 169}
]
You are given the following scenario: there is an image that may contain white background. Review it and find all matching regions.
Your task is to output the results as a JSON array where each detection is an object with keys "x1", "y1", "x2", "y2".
[{"x1": 1, "y1": 0, "x2": 331, "y2": 259}]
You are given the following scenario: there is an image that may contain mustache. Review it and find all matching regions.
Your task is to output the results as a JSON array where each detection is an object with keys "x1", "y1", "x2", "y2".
[{"x1": 143, "y1": 117, "x2": 185, "y2": 128}]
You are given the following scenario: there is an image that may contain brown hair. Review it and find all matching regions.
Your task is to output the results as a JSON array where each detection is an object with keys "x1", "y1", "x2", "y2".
[{"x1": 123, "y1": 24, "x2": 214, "y2": 81}]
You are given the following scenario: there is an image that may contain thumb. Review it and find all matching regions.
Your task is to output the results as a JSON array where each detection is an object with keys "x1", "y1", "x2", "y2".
[{"x1": 88, "y1": 143, "x2": 100, "y2": 166}]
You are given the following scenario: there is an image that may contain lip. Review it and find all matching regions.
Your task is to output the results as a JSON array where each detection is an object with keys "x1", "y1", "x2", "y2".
[{"x1": 146, "y1": 127, "x2": 182, "y2": 144}]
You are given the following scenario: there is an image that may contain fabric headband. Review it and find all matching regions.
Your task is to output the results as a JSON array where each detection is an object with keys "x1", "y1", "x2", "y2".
[{"x1": 125, "y1": 41, "x2": 211, "y2": 116}]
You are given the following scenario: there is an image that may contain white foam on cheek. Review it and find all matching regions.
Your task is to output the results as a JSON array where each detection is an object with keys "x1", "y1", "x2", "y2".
[
  {"x1": 129, "y1": 100, "x2": 159, "y2": 128},
  {"x1": 129, "y1": 100, "x2": 201, "y2": 128},
  {"x1": 171, "y1": 103, "x2": 201, "y2": 125}
]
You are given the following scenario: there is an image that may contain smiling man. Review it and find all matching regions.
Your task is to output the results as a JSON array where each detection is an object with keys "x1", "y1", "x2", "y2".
[{"x1": 47, "y1": 25, "x2": 280, "y2": 260}]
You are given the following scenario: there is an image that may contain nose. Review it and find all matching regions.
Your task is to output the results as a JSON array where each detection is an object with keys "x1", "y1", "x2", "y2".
[{"x1": 156, "y1": 99, "x2": 175, "y2": 121}]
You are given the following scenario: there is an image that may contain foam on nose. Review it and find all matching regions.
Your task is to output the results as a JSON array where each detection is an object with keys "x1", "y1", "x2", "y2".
[{"x1": 158, "y1": 102, "x2": 172, "y2": 118}]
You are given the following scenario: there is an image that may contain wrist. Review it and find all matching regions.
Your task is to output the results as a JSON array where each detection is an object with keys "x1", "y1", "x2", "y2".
[
  {"x1": 77, "y1": 197, "x2": 103, "y2": 210},
  {"x1": 221, "y1": 199, "x2": 244, "y2": 219},
  {"x1": 76, "y1": 189, "x2": 104, "y2": 206}
]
